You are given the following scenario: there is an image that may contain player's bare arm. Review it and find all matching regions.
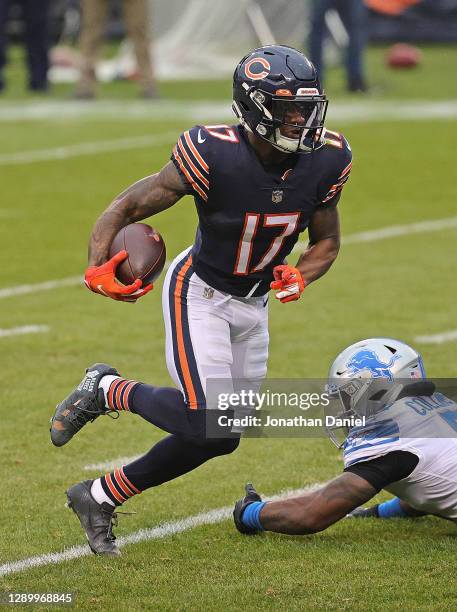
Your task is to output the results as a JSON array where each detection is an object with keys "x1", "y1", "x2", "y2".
[
  {"x1": 234, "y1": 473, "x2": 376, "y2": 536},
  {"x1": 89, "y1": 161, "x2": 187, "y2": 266},
  {"x1": 295, "y1": 205, "x2": 340, "y2": 283},
  {"x1": 270, "y1": 205, "x2": 340, "y2": 303},
  {"x1": 257, "y1": 473, "x2": 375, "y2": 534}
]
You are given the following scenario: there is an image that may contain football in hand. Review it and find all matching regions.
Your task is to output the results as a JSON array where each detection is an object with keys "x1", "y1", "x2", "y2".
[{"x1": 109, "y1": 223, "x2": 166, "y2": 286}]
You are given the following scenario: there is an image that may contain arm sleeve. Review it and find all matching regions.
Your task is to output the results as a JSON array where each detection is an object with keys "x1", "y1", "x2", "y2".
[
  {"x1": 170, "y1": 126, "x2": 211, "y2": 202},
  {"x1": 344, "y1": 451, "x2": 419, "y2": 493},
  {"x1": 318, "y1": 133, "x2": 353, "y2": 207}
]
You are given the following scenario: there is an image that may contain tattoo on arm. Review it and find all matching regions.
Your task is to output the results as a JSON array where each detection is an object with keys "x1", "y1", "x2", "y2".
[{"x1": 88, "y1": 161, "x2": 188, "y2": 266}]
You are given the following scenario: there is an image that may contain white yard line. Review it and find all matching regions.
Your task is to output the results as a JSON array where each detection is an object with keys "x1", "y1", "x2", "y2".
[
  {"x1": 2, "y1": 216, "x2": 456, "y2": 301},
  {"x1": 0, "y1": 133, "x2": 177, "y2": 166},
  {"x1": 293, "y1": 215, "x2": 457, "y2": 251},
  {"x1": 0, "y1": 325, "x2": 49, "y2": 338},
  {"x1": 0, "y1": 100, "x2": 232, "y2": 123},
  {"x1": 0, "y1": 99, "x2": 457, "y2": 123},
  {"x1": 83, "y1": 456, "x2": 140, "y2": 472},
  {"x1": 414, "y1": 330, "x2": 457, "y2": 345},
  {"x1": 341, "y1": 216, "x2": 457, "y2": 245},
  {"x1": 1, "y1": 101, "x2": 457, "y2": 166},
  {"x1": 0, "y1": 483, "x2": 322, "y2": 577},
  {"x1": 0, "y1": 276, "x2": 82, "y2": 299}
]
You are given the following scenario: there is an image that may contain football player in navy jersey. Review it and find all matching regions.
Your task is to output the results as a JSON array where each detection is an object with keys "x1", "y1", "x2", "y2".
[{"x1": 50, "y1": 45, "x2": 352, "y2": 555}]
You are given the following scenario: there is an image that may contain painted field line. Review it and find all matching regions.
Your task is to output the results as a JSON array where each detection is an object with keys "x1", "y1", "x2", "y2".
[
  {"x1": 0, "y1": 276, "x2": 83, "y2": 299},
  {"x1": 1, "y1": 99, "x2": 457, "y2": 123},
  {"x1": 0, "y1": 325, "x2": 49, "y2": 338},
  {"x1": 0, "y1": 132, "x2": 177, "y2": 166},
  {"x1": 0, "y1": 100, "x2": 232, "y2": 123},
  {"x1": 2, "y1": 215, "x2": 456, "y2": 301},
  {"x1": 0, "y1": 483, "x2": 323, "y2": 577},
  {"x1": 84, "y1": 456, "x2": 140, "y2": 472},
  {"x1": 342, "y1": 216, "x2": 457, "y2": 245},
  {"x1": 294, "y1": 215, "x2": 457, "y2": 252},
  {"x1": 0, "y1": 263, "x2": 172, "y2": 300},
  {"x1": 414, "y1": 330, "x2": 457, "y2": 345}
]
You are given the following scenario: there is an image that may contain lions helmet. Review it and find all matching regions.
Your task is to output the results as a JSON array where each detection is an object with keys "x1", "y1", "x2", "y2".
[
  {"x1": 326, "y1": 338, "x2": 427, "y2": 447},
  {"x1": 232, "y1": 45, "x2": 327, "y2": 154}
]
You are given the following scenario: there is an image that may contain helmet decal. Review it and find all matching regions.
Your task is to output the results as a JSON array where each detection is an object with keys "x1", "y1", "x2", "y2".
[
  {"x1": 244, "y1": 57, "x2": 271, "y2": 80},
  {"x1": 346, "y1": 350, "x2": 401, "y2": 381},
  {"x1": 296, "y1": 88, "x2": 320, "y2": 96}
]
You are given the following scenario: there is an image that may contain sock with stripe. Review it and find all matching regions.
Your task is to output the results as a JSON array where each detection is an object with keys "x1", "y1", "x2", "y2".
[
  {"x1": 89, "y1": 432, "x2": 240, "y2": 508},
  {"x1": 93, "y1": 466, "x2": 142, "y2": 507},
  {"x1": 99, "y1": 376, "x2": 139, "y2": 412},
  {"x1": 118, "y1": 435, "x2": 240, "y2": 493}
]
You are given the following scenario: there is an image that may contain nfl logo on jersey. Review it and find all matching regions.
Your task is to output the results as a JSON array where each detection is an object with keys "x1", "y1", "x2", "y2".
[{"x1": 272, "y1": 189, "x2": 283, "y2": 203}]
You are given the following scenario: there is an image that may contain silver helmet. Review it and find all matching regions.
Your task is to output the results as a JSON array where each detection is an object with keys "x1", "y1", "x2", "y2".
[{"x1": 326, "y1": 338, "x2": 426, "y2": 447}]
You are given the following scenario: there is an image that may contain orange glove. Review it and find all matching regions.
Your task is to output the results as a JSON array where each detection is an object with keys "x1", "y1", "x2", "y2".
[
  {"x1": 270, "y1": 265, "x2": 306, "y2": 303},
  {"x1": 84, "y1": 250, "x2": 153, "y2": 302}
]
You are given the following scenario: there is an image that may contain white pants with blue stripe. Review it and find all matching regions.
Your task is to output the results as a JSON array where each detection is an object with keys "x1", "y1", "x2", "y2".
[{"x1": 162, "y1": 248, "x2": 269, "y2": 411}]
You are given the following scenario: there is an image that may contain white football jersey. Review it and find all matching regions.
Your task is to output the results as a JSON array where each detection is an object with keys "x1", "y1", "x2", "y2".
[{"x1": 343, "y1": 392, "x2": 457, "y2": 519}]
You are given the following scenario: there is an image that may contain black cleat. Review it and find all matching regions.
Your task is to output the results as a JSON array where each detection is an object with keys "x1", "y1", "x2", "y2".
[
  {"x1": 50, "y1": 363, "x2": 119, "y2": 447},
  {"x1": 233, "y1": 482, "x2": 263, "y2": 535},
  {"x1": 346, "y1": 505, "x2": 379, "y2": 519},
  {"x1": 66, "y1": 480, "x2": 121, "y2": 556}
]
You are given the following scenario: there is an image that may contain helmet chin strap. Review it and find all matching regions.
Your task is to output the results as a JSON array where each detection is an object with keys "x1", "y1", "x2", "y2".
[
  {"x1": 272, "y1": 130, "x2": 302, "y2": 153},
  {"x1": 271, "y1": 129, "x2": 317, "y2": 153}
]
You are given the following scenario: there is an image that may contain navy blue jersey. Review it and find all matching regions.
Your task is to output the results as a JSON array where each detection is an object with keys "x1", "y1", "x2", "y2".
[{"x1": 171, "y1": 124, "x2": 352, "y2": 297}]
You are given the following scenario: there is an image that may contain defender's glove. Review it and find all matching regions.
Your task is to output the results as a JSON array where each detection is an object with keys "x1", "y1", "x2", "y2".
[
  {"x1": 84, "y1": 250, "x2": 153, "y2": 302},
  {"x1": 270, "y1": 265, "x2": 306, "y2": 303}
]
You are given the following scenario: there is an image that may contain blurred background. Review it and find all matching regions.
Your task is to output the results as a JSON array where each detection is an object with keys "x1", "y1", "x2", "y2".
[{"x1": 1, "y1": 0, "x2": 457, "y2": 98}]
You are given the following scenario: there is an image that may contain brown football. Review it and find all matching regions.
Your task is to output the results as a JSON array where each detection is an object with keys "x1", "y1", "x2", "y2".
[
  {"x1": 109, "y1": 223, "x2": 166, "y2": 285},
  {"x1": 386, "y1": 44, "x2": 422, "y2": 69}
]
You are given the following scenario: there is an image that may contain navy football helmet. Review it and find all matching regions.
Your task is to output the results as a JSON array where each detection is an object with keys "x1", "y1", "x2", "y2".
[{"x1": 232, "y1": 45, "x2": 327, "y2": 154}]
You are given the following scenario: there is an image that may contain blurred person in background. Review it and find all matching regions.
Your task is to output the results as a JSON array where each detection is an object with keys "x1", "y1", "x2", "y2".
[
  {"x1": 74, "y1": 0, "x2": 156, "y2": 99},
  {"x1": 308, "y1": 0, "x2": 368, "y2": 92},
  {"x1": 0, "y1": 0, "x2": 50, "y2": 93}
]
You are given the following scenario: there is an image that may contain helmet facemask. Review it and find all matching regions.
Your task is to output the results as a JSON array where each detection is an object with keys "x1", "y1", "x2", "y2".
[
  {"x1": 233, "y1": 84, "x2": 328, "y2": 154},
  {"x1": 325, "y1": 378, "x2": 407, "y2": 449},
  {"x1": 269, "y1": 96, "x2": 328, "y2": 153}
]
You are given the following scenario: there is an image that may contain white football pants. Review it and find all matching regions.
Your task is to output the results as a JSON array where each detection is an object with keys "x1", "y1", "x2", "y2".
[{"x1": 162, "y1": 247, "x2": 269, "y2": 410}]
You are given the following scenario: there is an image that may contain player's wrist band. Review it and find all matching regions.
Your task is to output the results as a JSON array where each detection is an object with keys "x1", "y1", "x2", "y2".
[{"x1": 241, "y1": 501, "x2": 266, "y2": 531}]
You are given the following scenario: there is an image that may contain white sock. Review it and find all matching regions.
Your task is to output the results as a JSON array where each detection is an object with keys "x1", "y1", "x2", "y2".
[
  {"x1": 99, "y1": 375, "x2": 121, "y2": 409},
  {"x1": 90, "y1": 478, "x2": 116, "y2": 507}
]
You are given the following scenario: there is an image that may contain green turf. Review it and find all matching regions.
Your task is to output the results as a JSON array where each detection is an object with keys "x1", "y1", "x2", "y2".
[{"x1": 1, "y1": 42, "x2": 457, "y2": 611}]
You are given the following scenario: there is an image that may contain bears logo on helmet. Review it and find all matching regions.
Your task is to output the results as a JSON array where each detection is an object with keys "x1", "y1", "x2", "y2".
[{"x1": 244, "y1": 57, "x2": 271, "y2": 80}]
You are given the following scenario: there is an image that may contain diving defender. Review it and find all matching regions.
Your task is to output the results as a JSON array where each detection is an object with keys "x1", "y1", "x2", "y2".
[{"x1": 234, "y1": 339, "x2": 457, "y2": 536}]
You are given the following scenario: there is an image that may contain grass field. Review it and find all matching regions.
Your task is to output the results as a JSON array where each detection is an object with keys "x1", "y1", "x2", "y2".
[{"x1": 1, "y1": 44, "x2": 457, "y2": 610}]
